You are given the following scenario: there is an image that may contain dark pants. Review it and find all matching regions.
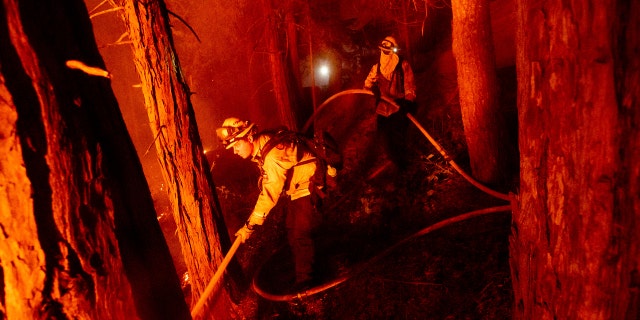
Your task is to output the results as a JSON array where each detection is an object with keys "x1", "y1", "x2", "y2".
[
  {"x1": 377, "y1": 108, "x2": 411, "y2": 170},
  {"x1": 286, "y1": 195, "x2": 319, "y2": 284}
]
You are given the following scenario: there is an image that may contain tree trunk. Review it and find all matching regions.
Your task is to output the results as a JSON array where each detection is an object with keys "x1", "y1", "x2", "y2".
[
  {"x1": 118, "y1": 0, "x2": 241, "y2": 317},
  {"x1": 285, "y1": 0, "x2": 305, "y2": 126},
  {"x1": 399, "y1": 0, "x2": 412, "y2": 63},
  {"x1": 511, "y1": 0, "x2": 640, "y2": 318},
  {"x1": 285, "y1": 0, "x2": 301, "y2": 94},
  {"x1": 451, "y1": 0, "x2": 506, "y2": 184},
  {"x1": 0, "y1": 0, "x2": 189, "y2": 319},
  {"x1": 262, "y1": 0, "x2": 297, "y2": 130}
]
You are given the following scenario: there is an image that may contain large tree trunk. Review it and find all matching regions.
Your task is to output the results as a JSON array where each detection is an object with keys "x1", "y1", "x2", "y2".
[
  {"x1": 0, "y1": 0, "x2": 189, "y2": 319},
  {"x1": 117, "y1": 0, "x2": 241, "y2": 317},
  {"x1": 451, "y1": 0, "x2": 506, "y2": 184},
  {"x1": 511, "y1": 0, "x2": 640, "y2": 318}
]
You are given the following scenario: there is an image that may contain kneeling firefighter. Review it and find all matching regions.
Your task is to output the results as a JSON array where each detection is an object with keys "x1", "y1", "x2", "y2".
[{"x1": 216, "y1": 117, "x2": 321, "y2": 289}]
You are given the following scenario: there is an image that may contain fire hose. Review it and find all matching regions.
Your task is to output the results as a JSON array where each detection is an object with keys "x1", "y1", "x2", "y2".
[
  {"x1": 189, "y1": 205, "x2": 513, "y2": 309},
  {"x1": 302, "y1": 89, "x2": 511, "y2": 202},
  {"x1": 252, "y1": 204, "x2": 513, "y2": 302},
  {"x1": 251, "y1": 90, "x2": 515, "y2": 301},
  {"x1": 194, "y1": 89, "x2": 514, "y2": 310}
]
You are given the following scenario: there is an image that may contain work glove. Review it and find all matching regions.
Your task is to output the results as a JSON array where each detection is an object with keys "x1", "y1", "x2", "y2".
[
  {"x1": 247, "y1": 212, "x2": 266, "y2": 226},
  {"x1": 397, "y1": 99, "x2": 417, "y2": 115},
  {"x1": 235, "y1": 212, "x2": 266, "y2": 243},
  {"x1": 235, "y1": 224, "x2": 254, "y2": 243}
]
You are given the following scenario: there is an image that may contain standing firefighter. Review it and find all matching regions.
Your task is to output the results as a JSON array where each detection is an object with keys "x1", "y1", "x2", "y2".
[
  {"x1": 364, "y1": 35, "x2": 417, "y2": 170},
  {"x1": 216, "y1": 117, "x2": 320, "y2": 290}
]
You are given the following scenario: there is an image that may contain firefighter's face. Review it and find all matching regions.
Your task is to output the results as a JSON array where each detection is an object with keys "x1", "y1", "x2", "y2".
[{"x1": 232, "y1": 138, "x2": 253, "y2": 159}]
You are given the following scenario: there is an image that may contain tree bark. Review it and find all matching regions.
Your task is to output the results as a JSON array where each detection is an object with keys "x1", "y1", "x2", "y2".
[
  {"x1": 285, "y1": 0, "x2": 301, "y2": 94},
  {"x1": 451, "y1": 0, "x2": 506, "y2": 184},
  {"x1": 511, "y1": 0, "x2": 640, "y2": 318},
  {"x1": 285, "y1": 0, "x2": 305, "y2": 126},
  {"x1": 118, "y1": 0, "x2": 240, "y2": 317},
  {"x1": 262, "y1": 0, "x2": 297, "y2": 130},
  {"x1": 399, "y1": 0, "x2": 412, "y2": 63},
  {"x1": 0, "y1": 0, "x2": 189, "y2": 319}
]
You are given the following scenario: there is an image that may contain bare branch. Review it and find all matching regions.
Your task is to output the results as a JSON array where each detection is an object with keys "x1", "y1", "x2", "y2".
[
  {"x1": 65, "y1": 60, "x2": 111, "y2": 78},
  {"x1": 167, "y1": 10, "x2": 201, "y2": 43},
  {"x1": 90, "y1": 7, "x2": 124, "y2": 19},
  {"x1": 89, "y1": 0, "x2": 110, "y2": 14}
]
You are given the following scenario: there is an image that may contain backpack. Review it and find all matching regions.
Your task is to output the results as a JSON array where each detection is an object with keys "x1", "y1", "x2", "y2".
[{"x1": 259, "y1": 129, "x2": 343, "y2": 199}]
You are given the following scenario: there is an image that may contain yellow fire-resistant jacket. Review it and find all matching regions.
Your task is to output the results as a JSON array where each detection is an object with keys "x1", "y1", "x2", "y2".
[{"x1": 250, "y1": 134, "x2": 317, "y2": 217}]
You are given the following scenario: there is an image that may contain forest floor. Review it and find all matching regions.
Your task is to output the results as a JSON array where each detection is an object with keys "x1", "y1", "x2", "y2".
[{"x1": 204, "y1": 94, "x2": 517, "y2": 319}]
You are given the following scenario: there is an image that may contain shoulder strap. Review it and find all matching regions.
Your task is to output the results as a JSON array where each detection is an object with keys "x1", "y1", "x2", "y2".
[
  {"x1": 259, "y1": 130, "x2": 306, "y2": 164},
  {"x1": 395, "y1": 57, "x2": 405, "y2": 95},
  {"x1": 396, "y1": 57, "x2": 404, "y2": 75}
]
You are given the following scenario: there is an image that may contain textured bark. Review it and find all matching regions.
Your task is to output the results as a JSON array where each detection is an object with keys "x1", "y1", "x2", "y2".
[
  {"x1": 0, "y1": 0, "x2": 189, "y2": 319},
  {"x1": 511, "y1": 0, "x2": 640, "y2": 318},
  {"x1": 118, "y1": 0, "x2": 240, "y2": 317},
  {"x1": 262, "y1": 0, "x2": 297, "y2": 130},
  {"x1": 0, "y1": 66, "x2": 47, "y2": 320},
  {"x1": 451, "y1": 0, "x2": 506, "y2": 184}
]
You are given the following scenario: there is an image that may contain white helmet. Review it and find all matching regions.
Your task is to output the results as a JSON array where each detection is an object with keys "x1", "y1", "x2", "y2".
[{"x1": 216, "y1": 117, "x2": 255, "y2": 149}]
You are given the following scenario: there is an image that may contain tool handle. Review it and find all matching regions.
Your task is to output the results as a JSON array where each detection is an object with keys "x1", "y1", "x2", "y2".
[{"x1": 191, "y1": 237, "x2": 242, "y2": 318}]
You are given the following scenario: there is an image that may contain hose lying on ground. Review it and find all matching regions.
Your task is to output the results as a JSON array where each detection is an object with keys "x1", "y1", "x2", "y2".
[
  {"x1": 252, "y1": 205, "x2": 512, "y2": 302},
  {"x1": 405, "y1": 113, "x2": 512, "y2": 202}
]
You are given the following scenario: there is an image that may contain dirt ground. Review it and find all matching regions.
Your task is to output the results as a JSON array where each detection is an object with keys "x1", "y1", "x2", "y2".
[{"x1": 208, "y1": 94, "x2": 516, "y2": 319}]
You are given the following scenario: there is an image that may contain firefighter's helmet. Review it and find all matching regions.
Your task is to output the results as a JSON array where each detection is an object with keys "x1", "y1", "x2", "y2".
[{"x1": 216, "y1": 117, "x2": 255, "y2": 149}]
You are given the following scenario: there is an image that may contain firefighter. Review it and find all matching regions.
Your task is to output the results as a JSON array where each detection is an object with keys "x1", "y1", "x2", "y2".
[
  {"x1": 216, "y1": 117, "x2": 319, "y2": 290},
  {"x1": 364, "y1": 35, "x2": 417, "y2": 170}
]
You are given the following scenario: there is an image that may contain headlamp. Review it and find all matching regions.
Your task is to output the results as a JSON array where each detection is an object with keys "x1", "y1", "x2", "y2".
[{"x1": 378, "y1": 40, "x2": 398, "y2": 54}]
